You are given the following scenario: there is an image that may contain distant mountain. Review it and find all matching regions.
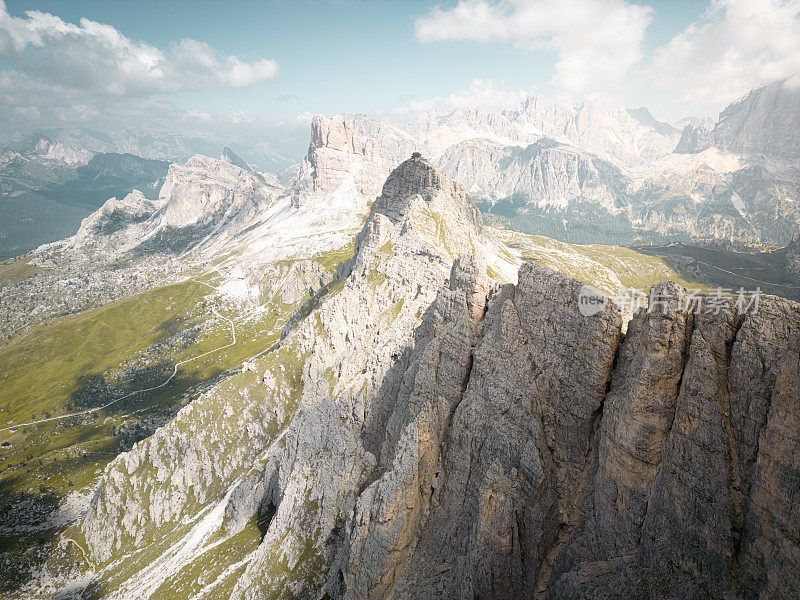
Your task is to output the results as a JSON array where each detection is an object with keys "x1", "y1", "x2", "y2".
[
  {"x1": 0, "y1": 137, "x2": 169, "y2": 259},
  {"x1": 674, "y1": 81, "x2": 800, "y2": 159},
  {"x1": 674, "y1": 115, "x2": 715, "y2": 130},
  {"x1": 7, "y1": 131, "x2": 93, "y2": 165},
  {"x1": 408, "y1": 97, "x2": 682, "y2": 166},
  {"x1": 437, "y1": 137, "x2": 637, "y2": 243},
  {"x1": 67, "y1": 155, "x2": 284, "y2": 256},
  {"x1": 37, "y1": 126, "x2": 307, "y2": 171},
  {"x1": 626, "y1": 107, "x2": 681, "y2": 137},
  {"x1": 402, "y1": 88, "x2": 800, "y2": 246}
]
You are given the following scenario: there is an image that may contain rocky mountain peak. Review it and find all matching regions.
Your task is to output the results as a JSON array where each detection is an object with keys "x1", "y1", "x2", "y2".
[
  {"x1": 713, "y1": 80, "x2": 800, "y2": 159},
  {"x1": 16, "y1": 130, "x2": 93, "y2": 164},
  {"x1": 221, "y1": 146, "x2": 254, "y2": 172},
  {"x1": 341, "y1": 154, "x2": 486, "y2": 282},
  {"x1": 379, "y1": 153, "x2": 454, "y2": 200},
  {"x1": 20, "y1": 131, "x2": 54, "y2": 154},
  {"x1": 371, "y1": 154, "x2": 479, "y2": 227},
  {"x1": 673, "y1": 122, "x2": 714, "y2": 153}
]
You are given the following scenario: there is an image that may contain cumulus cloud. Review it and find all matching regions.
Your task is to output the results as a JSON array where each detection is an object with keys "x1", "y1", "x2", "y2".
[
  {"x1": 414, "y1": 0, "x2": 652, "y2": 94},
  {"x1": 295, "y1": 111, "x2": 315, "y2": 124},
  {"x1": 0, "y1": 1, "x2": 278, "y2": 96},
  {"x1": 649, "y1": 0, "x2": 800, "y2": 110},
  {"x1": 392, "y1": 78, "x2": 534, "y2": 115}
]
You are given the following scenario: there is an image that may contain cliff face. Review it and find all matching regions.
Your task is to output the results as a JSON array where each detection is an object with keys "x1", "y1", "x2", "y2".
[
  {"x1": 557, "y1": 289, "x2": 800, "y2": 600},
  {"x1": 334, "y1": 267, "x2": 800, "y2": 600},
  {"x1": 787, "y1": 234, "x2": 800, "y2": 284},
  {"x1": 40, "y1": 159, "x2": 800, "y2": 600},
  {"x1": 713, "y1": 81, "x2": 800, "y2": 160},
  {"x1": 673, "y1": 123, "x2": 713, "y2": 154},
  {"x1": 292, "y1": 114, "x2": 425, "y2": 206},
  {"x1": 437, "y1": 138, "x2": 628, "y2": 212}
]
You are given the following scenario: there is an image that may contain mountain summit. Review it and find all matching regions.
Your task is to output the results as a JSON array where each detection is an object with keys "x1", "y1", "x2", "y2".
[{"x1": 6, "y1": 149, "x2": 800, "y2": 600}]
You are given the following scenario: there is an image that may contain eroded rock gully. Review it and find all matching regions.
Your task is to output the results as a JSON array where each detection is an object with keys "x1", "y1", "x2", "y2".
[
  {"x1": 72, "y1": 158, "x2": 799, "y2": 600},
  {"x1": 332, "y1": 268, "x2": 800, "y2": 600}
]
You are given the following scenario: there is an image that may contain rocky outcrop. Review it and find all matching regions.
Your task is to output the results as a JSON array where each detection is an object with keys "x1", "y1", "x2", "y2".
[
  {"x1": 786, "y1": 233, "x2": 800, "y2": 284},
  {"x1": 674, "y1": 123, "x2": 713, "y2": 153},
  {"x1": 437, "y1": 138, "x2": 629, "y2": 211},
  {"x1": 43, "y1": 158, "x2": 800, "y2": 600},
  {"x1": 221, "y1": 146, "x2": 255, "y2": 173},
  {"x1": 292, "y1": 114, "x2": 426, "y2": 207}
]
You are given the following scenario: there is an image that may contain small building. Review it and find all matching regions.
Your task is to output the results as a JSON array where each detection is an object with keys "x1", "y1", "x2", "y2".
[
  {"x1": 1, "y1": 442, "x2": 10, "y2": 449},
  {"x1": 411, "y1": 152, "x2": 423, "y2": 160}
]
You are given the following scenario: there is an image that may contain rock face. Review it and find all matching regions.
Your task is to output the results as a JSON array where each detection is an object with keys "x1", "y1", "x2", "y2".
[
  {"x1": 674, "y1": 123, "x2": 713, "y2": 153},
  {"x1": 438, "y1": 138, "x2": 628, "y2": 211},
  {"x1": 786, "y1": 233, "x2": 800, "y2": 284},
  {"x1": 339, "y1": 261, "x2": 621, "y2": 600},
  {"x1": 550, "y1": 287, "x2": 800, "y2": 600},
  {"x1": 712, "y1": 81, "x2": 800, "y2": 160},
  {"x1": 155, "y1": 155, "x2": 277, "y2": 234},
  {"x1": 221, "y1": 146, "x2": 255, "y2": 173},
  {"x1": 292, "y1": 114, "x2": 425, "y2": 207},
  {"x1": 42, "y1": 159, "x2": 800, "y2": 600}
]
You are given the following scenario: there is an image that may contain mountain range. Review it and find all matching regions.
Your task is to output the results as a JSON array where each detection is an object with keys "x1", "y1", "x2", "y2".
[
  {"x1": 4, "y1": 80, "x2": 799, "y2": 260},
  {"x1": 0, "y1": 133, "x2": 171, "y2": 259},
  {"x1": 0, "y1": 81, "x2": 799, "y2": 600}
]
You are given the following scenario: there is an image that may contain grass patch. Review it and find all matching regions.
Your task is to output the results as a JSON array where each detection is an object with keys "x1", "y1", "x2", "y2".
[
  {"x1": 312, "y1": 240, "x2": 355, "y2": 273},
  {"x1": 0, "y1": 258, "x2": 39, "y2": 285}
]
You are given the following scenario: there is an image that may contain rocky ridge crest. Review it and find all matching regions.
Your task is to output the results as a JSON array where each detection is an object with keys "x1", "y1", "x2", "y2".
[{"x1": 35, "y1": 158, "x2": 800, "y2": 600}]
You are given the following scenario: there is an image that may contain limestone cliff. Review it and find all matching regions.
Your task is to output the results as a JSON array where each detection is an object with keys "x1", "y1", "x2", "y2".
[{"x1": 36, "y1": 158, "x2": 800, "y2": 600}]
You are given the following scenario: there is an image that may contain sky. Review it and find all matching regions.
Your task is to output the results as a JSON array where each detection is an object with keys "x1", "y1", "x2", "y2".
[{"x1": 1, "y1": 0, "x2": 799, "y2": 146}]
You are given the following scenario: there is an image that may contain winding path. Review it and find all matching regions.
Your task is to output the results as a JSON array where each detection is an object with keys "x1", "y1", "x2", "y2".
[
  {"x1": 696, "y1": 260, "x2": 800, "y2": 289},
  {"x1": 0, "y1": 295, "x2": 237, "y2": 433}
]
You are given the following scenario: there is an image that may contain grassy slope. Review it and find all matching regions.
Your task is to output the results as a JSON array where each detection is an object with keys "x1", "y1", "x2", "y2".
[
  {"x1": 0, "y1": 258, "x2": 39, "y2": 285},
  {"x1": 499, "y1": 230, "x2": 708, "y2": 295},
  {"x1": 0, "y1": 274, "x2": 295, "y2": 508},
  {"x1": 632, "y1": 243, "x2": 798, "y2": 299}
]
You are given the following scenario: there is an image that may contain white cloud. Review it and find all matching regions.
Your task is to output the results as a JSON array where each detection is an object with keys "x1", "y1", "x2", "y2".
[
  {"x1": 414, "y1": 0, "x2": 652, "y2": 94},
  {"x1": 649, "y1": 0, "x2": 800, "y2": 111},
  {"x1": 13, "y1": 105, "x2": 40, "y2": 120},
  {"x1": 392, "y1": 78, "x2": 534, "y2": 115},
  {"x1": 0, "y1": 1, "x2": 278, "y2": 96}
]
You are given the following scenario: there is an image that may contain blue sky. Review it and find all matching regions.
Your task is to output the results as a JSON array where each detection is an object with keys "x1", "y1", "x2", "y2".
[{"x1": 1, "y1": 0, "x2": 798, "y2": 141}]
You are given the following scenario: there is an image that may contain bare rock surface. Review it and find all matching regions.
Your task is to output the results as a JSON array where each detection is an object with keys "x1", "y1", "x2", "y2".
[{"x1": 36, "y1": 158, "x2": 800, "y2": 600}]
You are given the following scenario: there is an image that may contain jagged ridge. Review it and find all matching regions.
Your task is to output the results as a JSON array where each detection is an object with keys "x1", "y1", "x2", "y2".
[{"x1": 30, "y1": 158, "x2": 800, "y2": 600}]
